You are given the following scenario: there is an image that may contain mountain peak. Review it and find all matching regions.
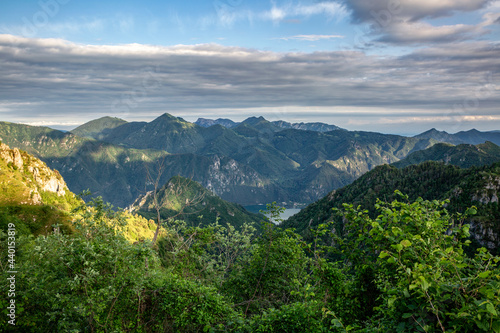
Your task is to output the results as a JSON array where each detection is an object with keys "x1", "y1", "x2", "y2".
[
  {"x1": 156, "y1": 113, "x2": 183, "y2": 121},
  {"x1": 420, "y1": 128, "x2": 449, "y2": 135},
  {"x1": 71, "y1": 116, "x2": 127, "y2": 140}
]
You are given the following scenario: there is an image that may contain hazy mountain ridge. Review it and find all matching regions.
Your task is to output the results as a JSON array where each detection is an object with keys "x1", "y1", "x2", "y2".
[
  {"x1": 415, "y1": 128, "x2": 500, "y2": 146},
  {"x1": 195, "y1": 117, "x2": 343, "y2": 132}
]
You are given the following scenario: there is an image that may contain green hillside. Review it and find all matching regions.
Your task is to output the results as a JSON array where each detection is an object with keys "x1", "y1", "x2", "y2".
[
  {"x1": 70, "y1": 116, "x2": 128, "y2": 140},
  {"x1": 393, "y1": 141, "x2": 500, "y2": 169},
  {"x1": 282, "y1": 161, "x2": 500, "y2": 253},
  {"x1": 0, "y1": 141, "x2": 82, "y2": 236},
  {"x1": 130, "y1": 175, "x2": 265, "y2": 228}
]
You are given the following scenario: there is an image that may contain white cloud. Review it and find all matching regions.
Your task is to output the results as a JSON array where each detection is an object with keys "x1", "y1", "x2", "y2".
[
  {"x1": 262, "y1": 2, "x2": 347, "y2": 22},
  {"x1": 377, "y1": 21, "x2": 486, "y2": 44}
]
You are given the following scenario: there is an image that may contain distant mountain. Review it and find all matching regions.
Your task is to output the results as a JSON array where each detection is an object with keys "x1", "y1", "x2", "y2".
[
  {"x1": 454, "y1": 129, "x2": 500, "y2": 146},
  {"x1": 194, "y1": 117, "x2": 343, "y2": 133},
  {"x1": 282, "y1": 161, "x2": 500, "y2": 253},
  {"x1": 393, "y1": 141, "x2": 500, "y2": 169},
  {"x1": 272, "y1": 120, "x2": 342, "y2": 132},
  {"x1": 71, "y1": 116, "x2": 127, "y2": 140},
  {"x1": 129, "y1": 175, "x2": 264, "y2": 229},
  {"x1": 414, "y1": 128, "x2": 500, "y2": 146},
  {"x1": 195, "y1": 118, "x2": 239, "y2": 128}
]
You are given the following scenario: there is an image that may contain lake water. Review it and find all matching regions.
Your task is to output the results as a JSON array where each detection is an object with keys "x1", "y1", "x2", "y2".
[{"x1": 244, "y1": 205, "x2": 302, "y2": 224}]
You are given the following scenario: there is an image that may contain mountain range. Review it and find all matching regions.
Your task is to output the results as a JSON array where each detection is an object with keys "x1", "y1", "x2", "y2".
[{"x1": 1, "y1": 113, "x2": 500, "y2": 210}]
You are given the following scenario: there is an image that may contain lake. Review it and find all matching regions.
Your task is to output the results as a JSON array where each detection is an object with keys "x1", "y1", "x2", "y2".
[{"x1": 244, "y1": 205, "x2": 302, "y2": 224}]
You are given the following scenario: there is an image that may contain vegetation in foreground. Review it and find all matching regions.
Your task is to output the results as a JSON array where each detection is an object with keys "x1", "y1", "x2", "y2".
[{"x1": 1, "y1": 193, "x2": 499, "y2": 332}]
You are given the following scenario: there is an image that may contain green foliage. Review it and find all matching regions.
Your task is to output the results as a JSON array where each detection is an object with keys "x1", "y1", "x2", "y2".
[
  {"x1": 246, "y1": 301, "x2": 327, "y2": 333},
  {"x1": 322, "y1": 193, "x2": 500, "y2": 332},
  {"x1": 1, "y1": 187, "x2": 499, "y2": 332},
  {"x1": 158, "y1": 274, "x2": 235, "y2": 332},
  {"x1": 224, "y1": 206, "x2": 311, "y2": 314}
]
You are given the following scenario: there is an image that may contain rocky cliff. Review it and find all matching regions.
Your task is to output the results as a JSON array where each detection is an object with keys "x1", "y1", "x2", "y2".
[{"x1": 0, "y1": 142, "x2": 70, "y2": 205}]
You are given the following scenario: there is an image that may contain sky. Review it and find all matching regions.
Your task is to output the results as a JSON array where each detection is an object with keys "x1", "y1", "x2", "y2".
[{"x1": 0, "y1": 0, "x2": 499, "y2": 135}]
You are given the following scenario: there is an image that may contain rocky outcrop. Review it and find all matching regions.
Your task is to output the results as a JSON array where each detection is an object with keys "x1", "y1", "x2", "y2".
[
  {"x1": 0, "y1": 143, "x2": 24, "y2": 169},
  {"x1": 472, "y1": 175, "x2": 500, "y2": 204},
  {"x1": 0, "y1": 142, "x2": 69, "y2": 205}
]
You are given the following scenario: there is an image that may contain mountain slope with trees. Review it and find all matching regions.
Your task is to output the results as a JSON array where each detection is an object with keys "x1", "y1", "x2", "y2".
[
  {"x1": 282, "y1": 161, "x2": 500, "y2": 253},
  {"x1": 130, "y1": 175, "x2": 265, "y2": 229}
]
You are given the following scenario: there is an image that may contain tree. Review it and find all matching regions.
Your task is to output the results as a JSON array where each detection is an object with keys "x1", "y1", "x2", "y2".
[{"x1": 144, "y1": 159, "x2": 205, "y2": 245}]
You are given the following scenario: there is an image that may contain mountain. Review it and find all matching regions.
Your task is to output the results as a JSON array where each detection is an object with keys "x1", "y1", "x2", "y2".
[
  {"x1": 272, "y1": 120, "x2": 343, "y2": 132},
  {"x1": 454, "y1": 129, "x2": 500, "y2": 146},
  {"x1": 1, "y1": 114, "x2": 437, "y2": 208},
  {"x1": 195, "y1": 118, "x2": 239, "y2": 128},
  {"x1": 414, "y1": 128, "x2": 465, "y2": 145},
  {"x1": 282, "y1": 161, "x2": 500, "y2": 253},
  {"x1": 393, "y1": 141, "x2": 500, "y2": 169},
  {"x1": 415, "y1": 128, "x2": 500, "y2": 146},
  {"x1": 79, "y1": 113, "x2": 435, "y2": 201},
  {"x1": 194, "y1": 117, "x2": 343, "y2": 132},
  {"x1": 71, "y1": 116, "x2": 127, "y2": 140},
  {"x1": 129, "y1": 175, "x2": 265, "y2": 228}
]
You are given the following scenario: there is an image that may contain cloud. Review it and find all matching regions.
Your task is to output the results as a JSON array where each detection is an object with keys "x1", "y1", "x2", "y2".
[
  {"x1": 0, "y1": 34, "x2": 498, "y2": 134},
  {"x1": 376, "y1": 21, "x2": 486, "y2": 44},
  {"x1": 343, "y1": 0, "x2": 491, "y2": 23},
  {"x1": 340, "y1": 0, "x2": 495, "y2": 45},
  {"x1": 279, "y1": 34, "x2": 344, "y2": 41},
  {"x1": 210, "y1": 1, "x2": 347, "y2": 27},
  {"x1": 262, "y1": 2, "x2": 347, "y2": 22}
]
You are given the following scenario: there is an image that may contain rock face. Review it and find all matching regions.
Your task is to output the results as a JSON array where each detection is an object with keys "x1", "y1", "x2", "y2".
[
  {"x1": 0, "y1": 145, "x2": 24, "y2": 170},
  {"x1": 0, "y1": 142, "x2": 69, "y2": 205},
  {"x1": 472, "y1": 175, "x2": 500, "y2": 204}
]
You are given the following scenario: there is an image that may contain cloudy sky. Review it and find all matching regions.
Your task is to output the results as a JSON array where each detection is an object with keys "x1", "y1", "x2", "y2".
[{"x1": 0, "y1": 0, "x2": 499, "y2": 135}]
